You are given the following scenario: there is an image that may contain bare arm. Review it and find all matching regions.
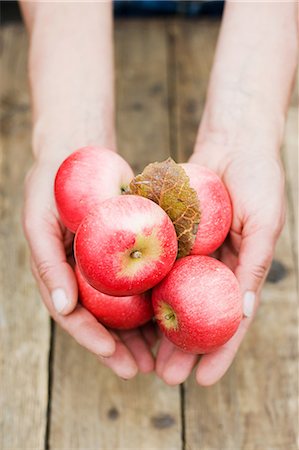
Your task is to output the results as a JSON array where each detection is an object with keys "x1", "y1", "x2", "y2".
[
  {"x1": 195, "y1": 1, "x2": 298, "y2": 162},
  {"x1": 21, "y1": 1, "x2": 116, "y2": 161},
  {"x1": 157, "y1": 2, "x2": 298, "y2": 386},
  {"x1": 21, "y1": 2, "x2": 155, "y2": 378}
]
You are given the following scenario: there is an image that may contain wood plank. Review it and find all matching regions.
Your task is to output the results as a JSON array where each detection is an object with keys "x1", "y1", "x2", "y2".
[
  {"x1": 174, "y1": 18, "x2": 298, "y2": 450},
  {"x1": 50, "y1": 330, "x2": 181, "y2": 449},
  {"x1": 168, "y1": 19, "x2": 220, "y2": 162},
  {"x1": 282, "y1": 82, "x2": 298, "y2": 270},
  {"x1": 49, "y1": 19, "x2": 182, "y2": 450},
  {"x1": 0, "y1": 25, "x2": 50, "y2": 450},
  {"x1": 115, "y1": 20, "x2": 171, "y2": 172}
]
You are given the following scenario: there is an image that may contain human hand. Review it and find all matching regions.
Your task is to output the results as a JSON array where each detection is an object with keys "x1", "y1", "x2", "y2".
[
  {"x1": 23, "y1": 158, "x2": 156, "y2": 379},
  {"x1": 155, "y1": 145, "x2": 285, "y2": 386},
  {"x1": 155, "y1": 0, "x2": 296, "y2": 387}
]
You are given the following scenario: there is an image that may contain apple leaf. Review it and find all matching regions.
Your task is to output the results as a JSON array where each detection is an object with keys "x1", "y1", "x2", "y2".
[{"x1": 129, "y1": 158, "x2": 200, "y2": 258}]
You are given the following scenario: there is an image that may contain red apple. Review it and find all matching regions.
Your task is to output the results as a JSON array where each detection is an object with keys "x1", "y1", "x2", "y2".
[
  {"x1": 152, "y1": 255, "x2": 242, "y2": 354},
  {"x1": 75, "y1": 266, "x2": 153, "y2": 329},
  {"x1": 54, "y1": 146, "x2": 134, "y2": 232},
  {"x1": 74, "y1": 195, "x2": 178, "y2": 296},
  {"x1": 181, "y1": 163, "x2": 232, "y2": 255}
]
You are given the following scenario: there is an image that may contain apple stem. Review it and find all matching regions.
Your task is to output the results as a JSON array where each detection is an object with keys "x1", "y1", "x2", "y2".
[
  {"x1": 165, "y1": 313, "x2": 175, "y2": 321},
  {"x1": 120, "y1": 185, "x2": 130, "y2": 194},
  {"x1": 130, "y1": 250, "x2": 142, "y2": 259}
]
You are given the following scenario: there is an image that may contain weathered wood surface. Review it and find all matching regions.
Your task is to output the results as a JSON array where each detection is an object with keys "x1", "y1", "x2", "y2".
[
  {"x1": 168, "y1": 19, "x2": 220, "y2": 163},
  {"x1": 0, "y1": 26, "x2": 50, "y2": 450},
  {"x1": 0, "y1": 18, "x2": 298, "y2": 450},
  {"x1": 283, "y1": 83, "x2": 298, "y2": 271},
  {"x1": 49, "y1": 20, "x2": 182, "y2": 450}
]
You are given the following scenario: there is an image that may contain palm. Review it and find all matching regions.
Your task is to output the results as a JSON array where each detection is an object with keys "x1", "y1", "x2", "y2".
[
  {"x1": 156, "y1": 151, "x2": 285, "y2": 386},
  {"x1": 25, "y1": 161, "x2": 155, "y2": 378}
]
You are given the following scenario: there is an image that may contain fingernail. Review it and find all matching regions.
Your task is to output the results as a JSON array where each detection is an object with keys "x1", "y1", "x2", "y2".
[
  {"x1": 51, "y1": 288, "x2": 69, "y2": 313},
  {"x1": 243, "y1": 291, "x2": 256, "y2": 317},
  {"x1": 98, "y1": 348, "x2": 114, "y2": 358}
]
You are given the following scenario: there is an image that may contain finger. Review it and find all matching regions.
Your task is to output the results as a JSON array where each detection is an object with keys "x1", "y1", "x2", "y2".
[
  {"x1": 118, "y1": 328, "x2": 155, "y2": 373},
  {"x1": 34, "y1": 259, "x2": 139, "y2": 378},
  {"x1": 155, "y1": 336, "x2": 178, "y2": 377},
  {"x1": 24, "y1": 213, "x2": 77, "y2": 316},
  {"x1": 218, "y1": 242, "x2": 238, "y2": 272},
  {"x1": 218, "y1": 228, "x2": 241, "y2": 272},
  {"x1": 236, "y1": 227, "x2": 276, "y2": 317},
  {"x1": 196, "y1": 316, "x2": 251, "y2": 386},
  {"x1": 98, "y1": 333, "x2": 138, "y2": 379},
  {"x1": 195, "y1": 228, "x2": 274, "y2": 386},
  {"x1": 161, "y1": 349, "x2": 198, "y2": 386},
  {"x1": 32, "y1": 263, "x2": 116, "y2": 357},
  {"x1": 60, "y1": 305, "x2": 118, "y2": 358}
]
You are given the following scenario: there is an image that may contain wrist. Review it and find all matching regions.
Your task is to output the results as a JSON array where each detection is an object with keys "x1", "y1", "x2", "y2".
[
  {"x1": 192, "y1": 90, "x2": 285, "y2": 172},
  {"x1": 32, "y1": 115, "x2": 117, "y2": 164}
]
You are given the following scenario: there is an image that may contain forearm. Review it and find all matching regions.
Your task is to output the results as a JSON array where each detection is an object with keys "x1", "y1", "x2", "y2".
[
  {"x1": 20, "y1": 1, "x2": 116, "y2": 162},
  {"x1": 195, "y1": 2, "x2": 298, "y2": 159}
]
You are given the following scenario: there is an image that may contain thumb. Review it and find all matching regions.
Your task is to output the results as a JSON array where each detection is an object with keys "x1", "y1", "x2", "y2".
[
  {"x1": 24, "y1": 216, "x2": 77, "y2": 316},
  {"x1": 235, "y1": 227, "x2": 276, "y2": 319}
]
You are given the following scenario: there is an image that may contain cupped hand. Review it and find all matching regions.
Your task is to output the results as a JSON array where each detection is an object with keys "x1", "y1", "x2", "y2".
[
  {"x1": 156, "y1": 145, "x2": 285, "y2": 386},
  {"x1": 23, "y1": 158, "x2": 156, "y2": 379}
]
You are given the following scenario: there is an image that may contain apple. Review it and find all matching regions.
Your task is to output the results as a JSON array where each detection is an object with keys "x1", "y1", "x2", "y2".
[
  {"x1": 54, "y1": 146, "x2": 134, "y2": 232},
  {"x1": 74, "y1": 195, "x2": 178, "y2": 296},
  {"x1": 75, "y1": 266, "x2": 153, "y2": 329},
  {"x1": 181, "y1": 163, "x2": 232, "y2": 255},
  {"x1": 152, "y1": 255, "x2": 242, "y2": 354}
]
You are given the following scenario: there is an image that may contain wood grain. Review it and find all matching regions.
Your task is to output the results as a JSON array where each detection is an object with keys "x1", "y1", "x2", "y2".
[
  {"x1": 168, "y1": 19, "x2": 220, "y2": 162},
  {"x1": 49, "y1": 20, "x2": 182, "y2": 450},
  {"x1": 282, "y1": 83, "x2": 298, "y2": 270},
  {"x1": 115, "y1": 20, "x2": 171, "y2": 172},
  {"x1": 0, "y1": 25, "x2": 50, "y2": 450},
  {"x1": 50, "y1": 331, "x2": 181, "y2": 449},
  {"x1": 174, "y1": 19, "x2": 298, "y2": 450},
  {"x1": 1, "y1": 17, "x2": 297, "y2": 450}
]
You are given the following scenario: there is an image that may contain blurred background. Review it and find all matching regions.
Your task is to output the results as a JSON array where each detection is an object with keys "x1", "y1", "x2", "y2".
[{"x1": 2, "y1": 0, "x2": 224, "y2": 22}]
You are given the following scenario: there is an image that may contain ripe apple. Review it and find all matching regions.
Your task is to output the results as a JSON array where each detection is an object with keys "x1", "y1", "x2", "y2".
[
  {"x1": 74, "y1": 195, "x2": 178, "y2": 296},
  {"x1": 152, "y1": 255, "x2": 242, "y2": 354},
  {"x1": 54, "y1": 146, "x2": 134, "y2": 232},
  {"x1": 181, "y1": 163, "x2": 232, "y2": 255},
  {"x1": 75, "y1": 266, "x2": 153, "y2": 329}
]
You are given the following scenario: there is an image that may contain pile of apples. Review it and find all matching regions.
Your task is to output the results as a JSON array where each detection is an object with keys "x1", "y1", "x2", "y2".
[{"x1": 55, "y1": 147, "x2": 242, "y2": 354}]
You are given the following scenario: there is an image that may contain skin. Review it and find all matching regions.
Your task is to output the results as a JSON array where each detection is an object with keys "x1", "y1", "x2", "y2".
[
  {"x1": 21, "y1": 2, "x2": 156, "y2": 378},
  {"x1": 21, "y1": 1, "x2": 298, "y2": 384},
  {"x1": 156, "y1": 2, "x2": 298, "y2": 386}
]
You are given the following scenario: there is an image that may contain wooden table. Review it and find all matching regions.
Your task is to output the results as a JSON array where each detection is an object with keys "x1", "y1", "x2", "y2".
[{"x1": 1, "y1": 19, "x2": 298, "y2": 450}]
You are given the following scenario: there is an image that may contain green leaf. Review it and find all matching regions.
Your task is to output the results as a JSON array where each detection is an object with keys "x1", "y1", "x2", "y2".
[{"x1": 129, "y1": 158, "x2": 201, "y2": 258}]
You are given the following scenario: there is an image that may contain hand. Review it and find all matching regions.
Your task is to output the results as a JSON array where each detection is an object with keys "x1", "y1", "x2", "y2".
[
  {"x1": 23, "y1": 158, "x2": 156, "y2": 379},
  {"x1": 156, "y1": 145, "x2": 285, "y2": 386}
]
